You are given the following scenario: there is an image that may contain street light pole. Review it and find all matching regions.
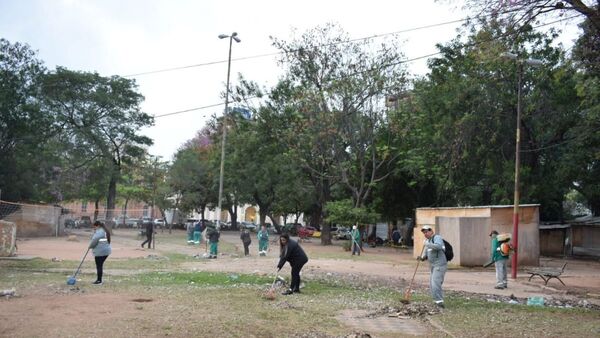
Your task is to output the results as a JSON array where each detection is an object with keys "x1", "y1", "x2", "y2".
[
  {"x1": 501, "y1": 52, "x2": 542, "y2": 279},
  {"x1": 216, "y1": 32, "x2": 241, "y2": 230}
]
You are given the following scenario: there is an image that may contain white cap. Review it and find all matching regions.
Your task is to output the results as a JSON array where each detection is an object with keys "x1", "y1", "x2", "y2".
[{"x1": 421, "y1": 225, "x2": 432, "y2": 231}]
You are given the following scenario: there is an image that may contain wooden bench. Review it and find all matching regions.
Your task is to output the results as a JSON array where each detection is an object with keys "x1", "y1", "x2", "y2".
[{"x1": 525, "y1": 262, "x2": 567, "y2": 286}]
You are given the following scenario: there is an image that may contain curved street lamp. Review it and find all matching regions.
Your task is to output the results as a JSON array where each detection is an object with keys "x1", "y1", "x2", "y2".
[
  {"x1": 500, "y1": 52, "x2": 543, "y2": 279},
  {"x1": 216, "y1": 32, "x2": 241, "y2": 229}
]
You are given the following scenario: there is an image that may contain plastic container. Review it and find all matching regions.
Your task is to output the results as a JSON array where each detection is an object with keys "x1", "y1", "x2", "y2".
[{"x1": 527, "y1": 296, "x2": 545, "y2": 306}]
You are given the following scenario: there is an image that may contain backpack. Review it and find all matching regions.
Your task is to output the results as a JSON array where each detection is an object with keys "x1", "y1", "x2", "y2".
[
  {"x1": 435, "y1": 235, "x2": 454, "y2": 261},
  {"x1": 499, "y1": 242, "x2": 512, "y2": 257}
]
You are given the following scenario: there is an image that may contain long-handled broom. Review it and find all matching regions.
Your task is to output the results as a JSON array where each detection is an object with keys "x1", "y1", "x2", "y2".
[
  {"x1": 401, "y1": 245, "x2": 426, "y2": 304},
  {"x1": 263, "y1": 269, "x2": 280, "y2": 300},
  {"x1": 67, "y1": 247, "x2": 90, "y2": 285}
]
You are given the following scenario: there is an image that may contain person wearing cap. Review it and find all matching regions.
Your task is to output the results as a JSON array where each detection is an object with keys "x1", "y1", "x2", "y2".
[
  {"x1": 351, "y1": 225, "x2": 362, "y2": 256},
  {"x1": 417, "y1": 225, "x2": 447, "y2": 308},
  {"x1": 491, "y1": 231, "x2": 510, "y2": 289}
]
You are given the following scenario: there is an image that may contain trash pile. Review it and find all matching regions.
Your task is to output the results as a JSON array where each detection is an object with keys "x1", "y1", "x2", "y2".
[
  {"x1": 451, "y1": 290, "x2": 600, "y2": 310},
  {"x1": 369, "y1": 303, "x2": 441, "y2": 319}
]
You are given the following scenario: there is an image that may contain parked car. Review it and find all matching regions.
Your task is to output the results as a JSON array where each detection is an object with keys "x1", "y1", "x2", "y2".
[
  {"x1": 153, "y1": 218, "x2": 165, "y2": 228},
  {"x1": 298, "y1": 226, "x2": 316, "y2": 238},
  {"x1": 142, "y1": 217, "x2": 153, "y2": 224},
  {"x1": 240, "y1": 221, "x2": 257, "y2": 231},
  {"x1": 221, "y1": 221, "x2": 233, "y2": 230},
  {"x1": 114, "y1": 216, "x2": 139, "y2": 228},
  {"x1": 282, "y1": 223, "x2": 302, "y2": 236},
  {"x1": 77, "y1": 216, "x2": 92, "y2": 228},
  {"x1": 335, "y1": 227, "x2": 352, "y2": 240},
  {"x1": 64, "y1": 218, "x2": 76, "y2": 229}
]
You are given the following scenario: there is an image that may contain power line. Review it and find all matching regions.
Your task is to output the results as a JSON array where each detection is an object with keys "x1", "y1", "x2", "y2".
[
  {"x1": 152, "y1": 14, "x2": 582, "y2": 119},
  {"x1": 126, "y1": 16, "x2": 476, "y2": 78},
  {"x1": 124, "y1": 6, "x2": 554, "y2": 79}
]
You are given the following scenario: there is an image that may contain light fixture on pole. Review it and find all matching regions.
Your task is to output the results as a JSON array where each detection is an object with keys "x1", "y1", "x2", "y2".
[
  {"x1": 216, "y1": 32, "x2": 241, "y2": 230},
  {"x1": 500, "y1": 51, "x2": 542, "y2": 279}
]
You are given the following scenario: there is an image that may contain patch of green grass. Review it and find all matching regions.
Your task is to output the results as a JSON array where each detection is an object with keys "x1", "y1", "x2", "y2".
[
  {"x1": 2, "y1": 263, "x2": 599, "y2": 338},
  {"x1": 439, "y1": 295, "x2": 600, "y2": 337},
  {"x1": 133, "y1": 271, "x2": 273, "y2": 286}
]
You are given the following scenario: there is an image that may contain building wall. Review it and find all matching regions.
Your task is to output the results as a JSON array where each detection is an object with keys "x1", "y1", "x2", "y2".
[
  {"x1": 415, "y1": 205, "x2": 540, "y2": 267},
  {"x1": 572, "y1": 224, "x2": 600, "y2": 257},
  {"x1": 490, "y1": 206, "x2": 539, "y2": 266},
  {"x1": 540, "y1": 228, "x2": 567, "y2": 256},
  {"x1": 61, "y1": 200, "x2": 158, "y2": 220},
  {"x1": 436, "y1": 216, "x2": 491, "y2": 266},
  {"x1": 0, "y1": 203, "x2": 62, "y2": 237}
]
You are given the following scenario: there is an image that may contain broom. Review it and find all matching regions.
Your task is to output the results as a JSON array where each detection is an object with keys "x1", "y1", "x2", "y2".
[
  {"x1": 263, "y1": 269, "x2": 280, "y2": 300},
  {"x1": 401, "y1": 245, "x2": 426, "y2": 304}
]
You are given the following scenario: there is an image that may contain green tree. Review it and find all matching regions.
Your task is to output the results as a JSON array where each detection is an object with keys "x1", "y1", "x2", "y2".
[
  {"x1": 41, "y1": 67, "x2": 153, "y2": 222},
  {"x1": 0, "y1": 39, "x2": 56, "y2": 202},
  {"x1": 397, "y1": 19, "x2": 580, "y2": 220},
  {"x1": 564, "y1": 17, "x2": 600, "y2": 215},
  {"x1": 269, "y1": 24, "x2": 408, "y2": 243},
  {"x1": 168, "y1": 130, "x2": 215, "y2": 219}
]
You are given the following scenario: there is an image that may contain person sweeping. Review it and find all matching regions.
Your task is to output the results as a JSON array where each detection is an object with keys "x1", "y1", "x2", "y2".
[
  {"x1": 417, "y1": 225, "x2": 447, "y2": 308},
  {"x1": 277, "y1": 233, "x2": 308, "y2": 295},
  {"x1": 90, "y1": 221, "x2": 111, "y2": 285},
  {"x1": 350, "y1": 225, "x2": 362, "y2": 256}
]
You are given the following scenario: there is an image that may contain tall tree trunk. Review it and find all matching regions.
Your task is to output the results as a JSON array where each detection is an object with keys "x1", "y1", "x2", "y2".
[{"x1": 105, "y1": 171, "x2": 118, "y2": 228}]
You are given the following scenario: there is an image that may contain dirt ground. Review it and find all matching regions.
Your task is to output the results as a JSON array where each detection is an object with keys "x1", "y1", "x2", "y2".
[{"x1": 2, "y1": 229, "x2": 600, "y2": 337}]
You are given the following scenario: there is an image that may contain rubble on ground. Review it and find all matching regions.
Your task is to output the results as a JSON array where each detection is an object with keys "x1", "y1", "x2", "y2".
[{"x1": 369, "y1": 303, "x2": 441, "y2": 318}]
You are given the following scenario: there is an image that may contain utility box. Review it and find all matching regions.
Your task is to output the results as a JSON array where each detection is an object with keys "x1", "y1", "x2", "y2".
[{"x1": 415, "y1": 205, "x2": 540, "y2": 267}]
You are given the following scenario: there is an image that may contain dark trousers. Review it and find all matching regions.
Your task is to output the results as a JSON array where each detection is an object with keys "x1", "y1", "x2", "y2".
[
  {"x1": 95, "y1": 255, "x2": 108, "y2": 282},
  {"x1": 141, "y1": 232, "x2": 153, "y2": 248},
  {"x1": 290, "y1": 261, "x2": 307, "y2": 292},
  {"x1": 243, "y1": 242, "x2": 250, "y2": 256}
]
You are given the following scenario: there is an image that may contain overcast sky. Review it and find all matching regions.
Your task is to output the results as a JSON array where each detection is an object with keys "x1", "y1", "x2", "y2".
[{"x1": 0, "y1": 0, "x2": 581, "y2": 161}]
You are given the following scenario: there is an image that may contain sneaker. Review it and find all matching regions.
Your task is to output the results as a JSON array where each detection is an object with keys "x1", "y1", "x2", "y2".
[
  {"x1": 494, "y1": 285, "x2": 505, "y2": 289},
  {"x1": 92, "y1": 280, "x2": 103, "y2": 285},
  {"x1": 281, "y1": 289, "x2": 294, "y2": 295},
  {"x1": 293, "y1": 289, "x2": 301, "y2": 294},
  {"x1": 436, "y1": 302, "x2": 445, "y2": 308}
]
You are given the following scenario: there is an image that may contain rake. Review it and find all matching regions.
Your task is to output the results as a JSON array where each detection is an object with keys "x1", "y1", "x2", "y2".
[{"x1": 401, "y1": 245, "x2": 425, "y2": 304}]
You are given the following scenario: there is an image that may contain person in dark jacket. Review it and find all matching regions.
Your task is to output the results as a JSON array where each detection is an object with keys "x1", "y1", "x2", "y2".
[
  {"x1": 240, "y1": 227, "x2": 251, "y2": 256},
  {"x1": 206, "y1": 224, "x2": 220, "y2": 258},
  {"x1": 277, "y1": 233, "x2": 309, "y2": 295},
  {"x1": 141, "y1": 220, "x2": 154, "y2": 249},
  {"x1": 193, "y1": 221, "x2": 204, "y2": 245}
]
